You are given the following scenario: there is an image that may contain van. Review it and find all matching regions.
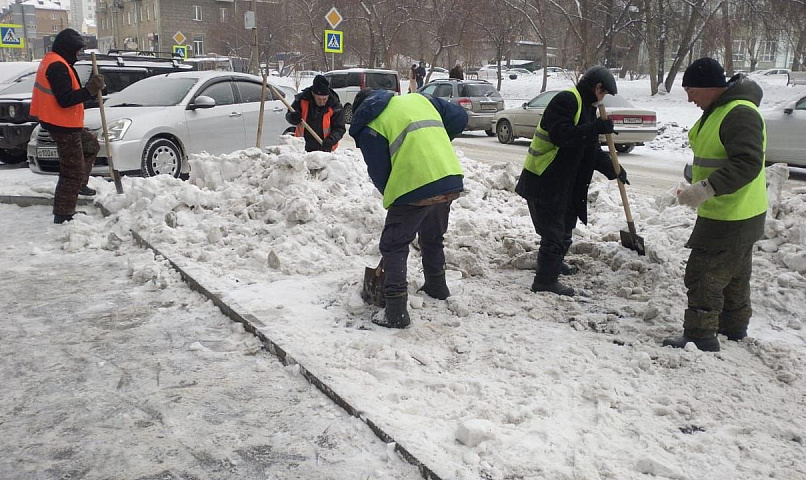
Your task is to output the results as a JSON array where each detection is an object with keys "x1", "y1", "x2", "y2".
[{"x1": 323, "y1": 68, "x2": 400, "y2": 123}]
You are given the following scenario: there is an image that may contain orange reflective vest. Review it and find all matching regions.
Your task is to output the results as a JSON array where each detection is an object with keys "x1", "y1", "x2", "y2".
[
  {"x1": 30, "y1": 52, "x2": 84, "y2": 128},
  {"x1": 294, "y1": 98, "x2": 338, "y2": 151}
]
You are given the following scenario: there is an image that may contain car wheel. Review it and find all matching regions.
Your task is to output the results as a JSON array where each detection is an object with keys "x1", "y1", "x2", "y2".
[
  {"x1": 141, "y1": 138, "x2": 183, "y2": 178},
  {"x1": 485, "y1": 129, "x2": 495, "y2": 137},
  {"x1": 615, "y1": 143, "x2": 635, "y2": 154},
  {"x1": 282, "y1": 126, "x2": 296, "y2": 136},
  {"x1": 344, "y1": 104, "x2": 353, "y2": 124},
  {"x1": 496, "y1": 120, "x2": 514, "y2": 144},
  {"x1": 0, "y1": 148, "x2": 27, "y2": 165}
]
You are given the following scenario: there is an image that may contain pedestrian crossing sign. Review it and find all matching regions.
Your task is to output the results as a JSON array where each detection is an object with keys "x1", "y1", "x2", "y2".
[
  {"x1": 172, "y1": 45, "x2": 188, "y2": 60},
  {"x1": 324, "y1": 30, "x2": 343, "y2": 54},
  {"x1": 0, "y1": 24, "x2": 24, "y2": 49}
]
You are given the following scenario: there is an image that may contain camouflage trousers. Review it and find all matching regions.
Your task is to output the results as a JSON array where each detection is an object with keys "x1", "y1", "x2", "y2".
[
  {"x1": 683, "y1": 244, "x2": 754, "y2": 338},
  {"x1": 51, "y1": 129, "x2": 100, "y2": 216}
]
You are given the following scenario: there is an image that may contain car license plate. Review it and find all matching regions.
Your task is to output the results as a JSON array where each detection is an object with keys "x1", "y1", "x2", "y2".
[
  {"x1": 623, "y1": 117, "x2": 642, "y2": 124},
  {"x1": 36, "y1": 148, "x2": 59, "y2": 159},
  {"x1": 481, "y1": 104, "x2": 497, "y2": 111}
]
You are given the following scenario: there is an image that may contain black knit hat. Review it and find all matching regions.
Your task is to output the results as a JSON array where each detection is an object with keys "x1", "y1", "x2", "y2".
[
  {"x1": 312, "y1": 75, "x2": 330, "y2": 95},
  {"x1": 682, "y1": 58, "x2": 727, "y2": 88}
]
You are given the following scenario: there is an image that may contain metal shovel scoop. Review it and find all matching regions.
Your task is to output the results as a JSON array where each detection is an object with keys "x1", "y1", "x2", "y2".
[
  {"x1": 598, "y1": 104, "x2": 646, "y2": 256},
  {"x1": 361, "y1": 260, "x2": 385, "y2": 307}
]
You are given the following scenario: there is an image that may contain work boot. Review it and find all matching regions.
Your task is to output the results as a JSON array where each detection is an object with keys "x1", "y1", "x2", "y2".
[
  {"x1": 662, "y1": 334, "x2": 720, "y2": 352},
  {"x1": 54, "y1": 214, "x2": 74, "y2": 224},
  {"x1": 373, "y1": 294, "x2": 410, "y2": 329},
  {"x1": 531, "y1": 279, "x2": 575, "y2": 296},
  {"x1": 419, "y1": 272, "x2": 450, "y2": 300},
  {"x1": 560, "y1": 261, "x2": 579, "y2": 276},
  {"x1": 718, "y1": 328, "x2": 747, "y2": 341},
  {"x1": 79, "y1": 185, "x2": 96, "y2": 196}
]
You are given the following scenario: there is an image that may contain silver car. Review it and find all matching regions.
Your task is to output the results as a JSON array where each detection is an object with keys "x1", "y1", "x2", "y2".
[
  {"x1": 418, "y1": 79, "x2": 504, "y2": 136},
  {"x1": 29, "y1": 71, "x2": 290, "y2": 178},
  {"x1": 492, "y1": 90, "x2": 658, "y2": 153},
  {"x1": 764, "y1": 93, "x2": 806, "y2": 167}
]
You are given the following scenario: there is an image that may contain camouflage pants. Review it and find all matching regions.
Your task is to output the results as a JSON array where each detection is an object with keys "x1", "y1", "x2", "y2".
[
  {"x1": 52, "y1": 129, "x2": 100, "y2": 216},
  {"x1": 683, "y1": 244, "x2": 754, "y2": 338}
]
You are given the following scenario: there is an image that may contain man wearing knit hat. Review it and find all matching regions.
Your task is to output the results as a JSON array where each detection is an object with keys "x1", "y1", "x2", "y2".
[
  {"x1": 286, "y1": 74, "x2": 345, "y2": 152},
  {"x1": 663, "y1": 57, "x2": 768, "y2": 352}
]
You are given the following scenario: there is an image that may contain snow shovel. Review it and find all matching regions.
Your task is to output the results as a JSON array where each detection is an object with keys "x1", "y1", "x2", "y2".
[
  {"x1": 92, "y1": 53, "x2": 124, "y2": 194},
  {"x1": 266, "y1": 83, "x2": 324, "y2": 145},
  {"x1": 361, "y1": 260, "x2": 385, "y2": 308},
  {"x1": 598, "y1": 103, "x2": 645, "y2": 256}
]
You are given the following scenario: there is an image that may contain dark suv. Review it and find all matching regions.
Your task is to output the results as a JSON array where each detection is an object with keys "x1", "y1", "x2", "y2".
[
  {"x1": 0, "y1": 51, "x2": 190, "y2": 164},
  {"x1": 418, "y1": 79, "x2": 504, "y2": 136}
]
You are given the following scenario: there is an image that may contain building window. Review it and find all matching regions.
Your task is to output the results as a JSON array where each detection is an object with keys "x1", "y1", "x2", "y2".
[
  {"x1": 52, "y1": 24, "x2": 58, "y2": 31},
  {"x1": 732, "y1": 39, "x2": 745, "y2": 63},
  {"x1": 759, "y1": 41, "x2": 776, "y2": 63},
  {"x1": 220, "y1": 7, "x2": 228, "y2": 22},
  {"x1": 147, "y1": 6, "x2": 151, "y2": 20},
  {"x1": 193, "y1": 5, "x2": 202, "y2": 21},
  {"x1": 193, "y1": 36, "x2": 204, "y2": 55},
  {"x1": 51, "y1": 13, "x2": 56, "y2": 20}
]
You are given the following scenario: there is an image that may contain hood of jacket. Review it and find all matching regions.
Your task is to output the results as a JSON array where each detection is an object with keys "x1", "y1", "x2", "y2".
[
  {"x1": 51, "y1": 28, "x2": 85, "y2": 65},
  {"x1": 298, "y1": 86, "x2": 341, "y2": 109},
  {"x1": 711, "y1": 74, "x2": 763, "y2": 110},
  {"x1": 348, "y1": 89, "x2": 395, "y2": 141}
]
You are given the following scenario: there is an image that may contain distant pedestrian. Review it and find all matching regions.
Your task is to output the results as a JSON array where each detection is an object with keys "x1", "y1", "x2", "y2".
[
  {"x1": 30, "y1": 28, "x2": 105, "y2": 224},
  {"x1": 416, "y1": 61, "x2": 426, "y2": 88},
  {"x1": 449, "y1": 62, "x2": 464, "y2": 80},
  {"x1": 286, "y1": 74, "x2": 345, "y2": 152},
  {"x1": 408, "y1": 64, "x2": 418, "y2": 93},
  {"x1": 663, "y1": 58, "x2": 767, "y2": 353}
]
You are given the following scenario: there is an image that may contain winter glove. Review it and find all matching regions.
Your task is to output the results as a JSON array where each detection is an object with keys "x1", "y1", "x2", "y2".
[
  {"x1": 594, "y1": 118, "x2": 616, "y2": 135},
  {"x1": 320, "y1": 138, "x2": 334, "y2": 151},
  {"x1": 86, "y1": 74, "x2": 105, "y2": 96},
  {"x1": 287, "y1": 111, "x2": 302, "y2": 125},
  {"x1": 677, "y1": 179, "x2": 715, "y2": 208},
  {"x1": 617, "y1": 166, "x2": 629, "y2": 185}
]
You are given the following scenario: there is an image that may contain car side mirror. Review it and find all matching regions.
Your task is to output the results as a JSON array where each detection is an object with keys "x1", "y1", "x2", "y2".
[
  {"x1": 522, "y1": 102, "x2": 528, "y2": 109},
  {"x1": 784, "y1": 107, "x2": 793, "y2": 114},
  {"x1": 188, "y1": 95, "x2": 216, "y2": 110}
]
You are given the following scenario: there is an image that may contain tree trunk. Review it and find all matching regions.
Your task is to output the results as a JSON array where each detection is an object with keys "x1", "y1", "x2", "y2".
[
  {"x1": 663, "y1": 1, "x2": 702, "y2": 93},
  {"x1": 722, "y1": 1, "x2": 733, "y2": 75},
  {"x1": 657, "y1": 0, "x2": 666, "y2": 91}
]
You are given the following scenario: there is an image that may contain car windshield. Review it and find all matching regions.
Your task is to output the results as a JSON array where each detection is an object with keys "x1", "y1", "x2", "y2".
[
  {"x1": 463, "y1": 84, "x2": 500, "y2": 98},
  {"x1": 603, "y1": 95, "x2": 634, "y2": 108},
  {"x1": 0, "y1": 73, "x2": 36, "y2": 95},
  {"x1": 107, "y1": 77, "x2": 198, "y2": 107}
]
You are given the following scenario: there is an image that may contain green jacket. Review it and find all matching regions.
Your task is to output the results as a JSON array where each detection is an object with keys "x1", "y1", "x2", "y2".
[{"x1": 687, "y1": 76, "x2": 766, "y2": 249}]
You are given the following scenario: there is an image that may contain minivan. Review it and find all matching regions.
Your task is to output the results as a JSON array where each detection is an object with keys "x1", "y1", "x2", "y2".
[{"x1": 323, "y1": 68, "x2": 400, "y2": 123}]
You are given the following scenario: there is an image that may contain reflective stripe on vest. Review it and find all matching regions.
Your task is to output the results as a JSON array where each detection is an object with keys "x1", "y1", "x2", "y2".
[
  {"x1": 294, "y1": 98, "x2": 338, "y2": 151},
  {"x1": 29, "y1": 52, "x2": 84, "y2": 128},
  {"x1": 688, "y1": 99, "x2": 768, "y2": 221},
  {"x1": 523, "y1": 87, "x2": 582, "y2": 176},
  {"x1": 367, "y1": 94, "x2": 464, "y2": 209}
]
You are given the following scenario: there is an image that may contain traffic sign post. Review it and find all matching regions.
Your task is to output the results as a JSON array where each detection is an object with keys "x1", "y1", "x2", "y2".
[
  {"x1": 0, "y1": 24, "x2": 24, "y2": 49},
  {"x1": 172, "y1": 45, "x2": 188, "y2": 60}
]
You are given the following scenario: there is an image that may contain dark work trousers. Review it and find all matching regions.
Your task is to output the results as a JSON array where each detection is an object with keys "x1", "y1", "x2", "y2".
[
  {"x1": 380, "y1": 201, "x2": 452, "y2": 297},
  {"x1": 527, "y1": 199, "x2": 578, "y2": 283},
  {"x1": 684, "y1": 244, "x2": 754, "y2": 338},
  {"x1": 52, "y1": 129, "x2": 100, "y2": 216}
]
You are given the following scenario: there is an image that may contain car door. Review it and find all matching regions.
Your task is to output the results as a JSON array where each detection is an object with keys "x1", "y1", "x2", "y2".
[
  {"x1": 185, "y1": 79, "x2": 245, "y2": 155},
  {"x1": 514, "y1": 91, "x2": 557, "y2": 138},
  {"x1": 234, "y1": 79, "x2": 285, "y2": 148},
  {"x1": 765, "y1": 95, "x2": 806, "y2": 166}
]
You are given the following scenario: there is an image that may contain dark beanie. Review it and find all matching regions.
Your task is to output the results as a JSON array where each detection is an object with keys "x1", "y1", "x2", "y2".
[
  {"x1": 312, "y1": 75, "x2": 330, "y2": 95},
  {"x1": 352, "y1": 88, "x2": 373, "y2": 115},
  {"x1": 682, "y1": 58, "x2": 727, "y2": 88}
]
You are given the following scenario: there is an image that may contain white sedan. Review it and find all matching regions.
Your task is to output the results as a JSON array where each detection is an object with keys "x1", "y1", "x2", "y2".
[
  {"x1": 28, "y1": 71, "x2": 289, "y2": 178},
  {"x1": 764, "y1": 93, "x2": 806, "y2": 167}
]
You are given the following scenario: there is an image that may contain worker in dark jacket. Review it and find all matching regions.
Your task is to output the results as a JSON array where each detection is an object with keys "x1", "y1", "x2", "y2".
[
  {"x1": 515, "y1": 66, "x2": 628, "y2": 296},
  {"x1": 30, "y1": 28, "x2": 105, "y2": 224},
  {"x1": 286, "y1": 74, "x2": 345, "y2": 152},
  {"x1": 663, "y1": 58, "x2": 768, "y2": 353},
  {"x1": 349, "y1": 87, "x2": 468, "y2": 329}
]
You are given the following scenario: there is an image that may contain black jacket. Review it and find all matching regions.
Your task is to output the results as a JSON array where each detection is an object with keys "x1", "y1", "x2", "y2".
[
  {"x1": 515, "y1": 85, "x2": 618, "y2": 225},
  {"x1": 285, "y1": 86, "x2": 345, "y2": 152},
  {"x1": 40, "y1": 28, "x2": 92, "y2": 134}
]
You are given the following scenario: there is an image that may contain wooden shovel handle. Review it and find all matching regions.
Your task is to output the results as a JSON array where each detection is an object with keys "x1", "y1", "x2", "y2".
[
  {"x1": 598, "y1": 103, "x2": 634, "y2": 224},
  {"x1": 266, "y1": 83, "x2": 324, "y2": 145}
]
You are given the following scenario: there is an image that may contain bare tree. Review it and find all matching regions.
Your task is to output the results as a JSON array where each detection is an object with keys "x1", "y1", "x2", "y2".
[
  {"x1": 415, "y1": 0, "x2": 469, "y2": 84},
  {"x1": 472, "y1": 0, "x2": 524, "y2": 91},
  {"x1": 506, "y1": 0, "x2": 553, "y2": 92},
  {"x1": 345, "y1": 0, "x2": 413, "y2": 68}
]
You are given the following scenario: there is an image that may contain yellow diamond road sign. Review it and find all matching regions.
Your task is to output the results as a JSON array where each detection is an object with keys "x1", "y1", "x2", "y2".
[
  {"x1": 325, "y1": 7, "x2": 342, "y2": 29},
  {"x1": 172, "y1": 31, "x2": 186, "y2": 45}
]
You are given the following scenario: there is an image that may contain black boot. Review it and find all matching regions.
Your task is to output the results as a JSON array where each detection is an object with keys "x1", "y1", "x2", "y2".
[
  {"x1": 718, "y1": 328, "x2": 747, "y2": 341},
  {"x1": 662, "y1": 334, "x2": 720, "y2": 352},
  {"x1": 531, "y1": 279, "x2": 575, "y2": 296},
  {"x1": 419, "y1": 272, "x2": 450, "y2": 300},
  {"x1": 79, "y1": 185, "x2": 96, "y2": 196},
  {"x1": 54, "y1": 214, "x2": 74, "y2": 224},
  {"x1": 560, "y1": 261, "x2": 579, "y2": 276},
  {"x1": 374, "y1": 294, "x2": 410, "y2": 329},
  {"x1": 531, "y1": 252, "x2": 574, "y2": 296}
]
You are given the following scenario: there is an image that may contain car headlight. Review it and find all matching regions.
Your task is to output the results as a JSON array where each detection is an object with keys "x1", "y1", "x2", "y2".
[
  {"x1": 98, "y1": 118, "x2": 132, "y2": 142},
  {"x1": 8, "y1": 105, "x2": 16, "y2": 117}
]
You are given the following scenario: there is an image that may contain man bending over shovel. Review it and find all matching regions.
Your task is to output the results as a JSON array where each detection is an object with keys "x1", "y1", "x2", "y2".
[{"x1": 349, "y1": 87, "x2": 468, "y2": 329}]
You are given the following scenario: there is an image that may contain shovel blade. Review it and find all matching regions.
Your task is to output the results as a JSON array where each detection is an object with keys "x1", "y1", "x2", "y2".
[
  {"x1": 620, "y1": 229, "x2": 646, "y2": 256},
  {"x1": 361, "y1": 264, "x2": 385, "y2": 307}
]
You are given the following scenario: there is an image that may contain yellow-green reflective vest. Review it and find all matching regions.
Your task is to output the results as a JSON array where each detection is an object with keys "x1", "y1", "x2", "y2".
[
  {"x1": 368, "y1": 94, "x2": 464, "y2": 208},
  {"x1": 689, "y1": 99, "x2": 768, "y2": 221},
  {"x1": 523, "y1": 87, "x2": 583, "y2": 175}
]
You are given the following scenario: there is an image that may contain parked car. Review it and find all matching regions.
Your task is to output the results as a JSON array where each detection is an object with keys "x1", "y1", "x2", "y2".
[
  {"x1": 763, "y1": 93, "x2": 806, "y2": 167},
  {"x1": 750, "y1": 68, "x2": 790, "y2": 77},
  {"x1": 293, "y1": 70, "x2": 322, "y2": 79},
  {"x1": 507, "y1": 68, "x2": 533, "y2": 77},
  {"x1": 323, "y1": 68, "x2": 400, "y2": 123},
  {"x1": 477, "y1": 65, "x2": 505, "y2": 81},
  {"x1": 0, "y1": 53, "x2": 190, "y2": 165},
  {"x1": 492, "y1": 90, "x2": 658, "y2": 152},
  {"x1": 29, "y1": 71, "x2": 289, "y2": 178},
  {"x1": 418, "y1": 78, "x2": 504, "y2": 136},
  {"x1": 0, "y1": 61, "x2": 39, "y2": 92}
]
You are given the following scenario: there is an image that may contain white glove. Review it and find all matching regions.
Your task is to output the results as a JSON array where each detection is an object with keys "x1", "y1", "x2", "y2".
[{"x1": 677, "y1": 179, "x2": 715, "y2": 208}]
